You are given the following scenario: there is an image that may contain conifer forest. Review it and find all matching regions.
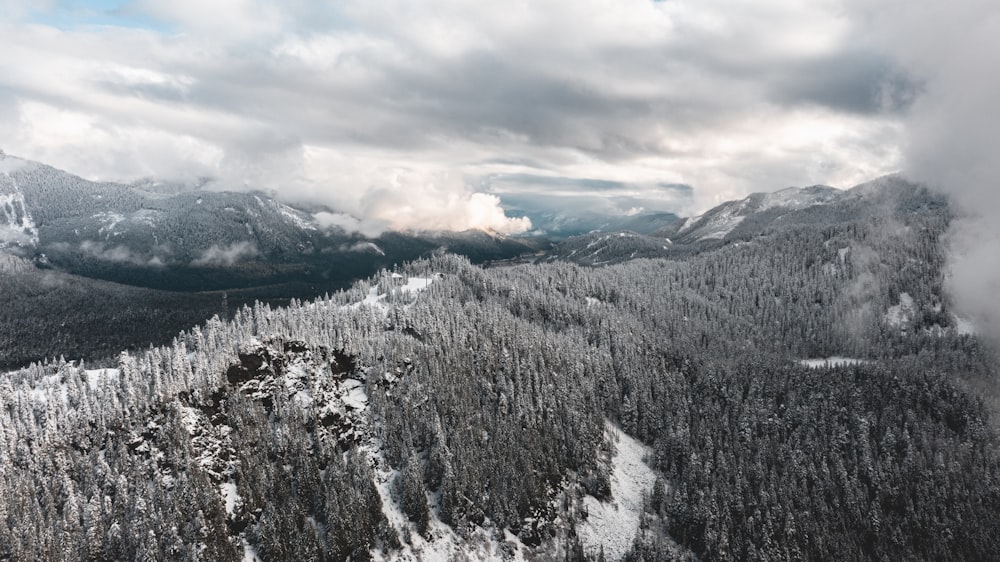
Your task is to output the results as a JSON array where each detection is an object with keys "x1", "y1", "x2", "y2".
[{"x1": 2, "y1": 177, "x2": 998, "y2": 561}]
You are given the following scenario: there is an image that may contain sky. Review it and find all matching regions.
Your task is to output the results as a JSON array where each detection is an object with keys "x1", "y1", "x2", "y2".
[
  {"x1": 0, "y1": 0, "x2": 927, "y2": 235},
  {"x1": 0, "y1": 0, "x2": 994, "y2": 240}
]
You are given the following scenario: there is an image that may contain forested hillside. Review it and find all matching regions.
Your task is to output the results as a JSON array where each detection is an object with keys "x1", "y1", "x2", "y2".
[
  {"x1": 2, "y1": 179, "x2": 998, "y2": 561},
  {"x1": 0, "y1": 152, "x2": 545, "y2": 370}
]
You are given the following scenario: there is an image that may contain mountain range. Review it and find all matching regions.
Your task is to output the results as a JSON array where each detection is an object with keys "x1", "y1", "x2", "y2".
[
  {"x1": 2, "y1": 163, "x2": 996, "y2": 561},
  {"x1": 549, "y1": 175, "x2": 947, "y2": 266},
  {"x1": 0, "y1": 151, "x2": 544, "y2": 292}
]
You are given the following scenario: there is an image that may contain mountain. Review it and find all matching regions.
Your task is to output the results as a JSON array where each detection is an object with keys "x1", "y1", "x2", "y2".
[
  {"x1": 0, "y1": 151, "x2": 542, "y2": 292},
  {"x1": 656, "y1": 176, "x2": 946, "y2": 245},
  {"x1": 0, "y1": 152, "x2": 547, "y2": 370},
  {"x1": 3, "y1": 188, "x2": 997, "y2": 560}
]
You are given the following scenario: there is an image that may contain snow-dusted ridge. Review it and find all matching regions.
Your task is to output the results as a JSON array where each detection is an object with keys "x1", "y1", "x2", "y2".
[{"x1": 674, "y1": 184, "x2": 842, "y2": 242}]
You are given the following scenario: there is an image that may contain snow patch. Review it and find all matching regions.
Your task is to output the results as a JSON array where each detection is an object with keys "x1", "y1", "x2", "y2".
[
  {"x1": 578, "y1": 423, "x2": 657, "y2": 562},
  {"x1": 221, "y1": 481, "x2": 242, "y2": 516},
  {"x1": 365, "y1": 443, "x2": 527, "y2": 562},
  {"x1": 95, "y1": 212, "x2": 127, "y2": 236},
  {"x1": 0, "y1": 191, "x2": 38, "y2": 246},
  {"x1": 799, "y1": 357, "x2": 870, "y2": 369},
  {"x1": 687, "y1": 201, "x2": 749, "y2": 240},
  {"x1": 952, "y1": 314, "x2": 977, "y2": 335},
  {"x1": 276, "y1": 202, "x2": 318, "y2": 230},
  {"x1": 84, "y1": 368, "x2": 120, "y2": 390},
  {"x1": 242, "y1": 539, "x2": 262, "y2": 562},
  {"x1": 342, "y1": 379, "x2": 368, "y2": 410},
  {"x1": 349, "y1": 274, "x2": 440, "y2": 313},
  {"x1": 885, "y1": 292, "x2": 916, "y2": 328},
  {"x1": 676, "y1": 215, "x2": 699, "y2": 233}
]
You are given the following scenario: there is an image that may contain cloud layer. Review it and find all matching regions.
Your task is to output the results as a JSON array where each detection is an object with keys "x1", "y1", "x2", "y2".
[
  {"x1": 0, "y1": 0, "x2": 918, "y2": 232},
  {"x1": 847, "y1": 0, "x2": 1000, "y2": 342}
]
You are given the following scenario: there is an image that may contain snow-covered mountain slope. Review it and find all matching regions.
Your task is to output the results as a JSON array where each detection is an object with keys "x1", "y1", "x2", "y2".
[
  {"x1": 515, "y1": 209, "x2": 680, "y2": 239},
  {"x1": 0, "y1": 155, "x2": 39, "y2": 248},
  {"x1": 578, "y1": 423, "x2": 660, "y2": 561},
  {"x1": 0, "y1": 152, "x2": 539, "y2": 292},
  {"x1": 666, "y1": 184, "x2": 843, "y2": 243},
  {"x1": 551, "y1": 176, "x2": 945, "y2": 267}
]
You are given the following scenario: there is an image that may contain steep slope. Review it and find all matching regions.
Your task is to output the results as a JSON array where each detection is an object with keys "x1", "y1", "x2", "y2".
[
  {"x1": 0, "y1": 152, "x2": 539, "y2": 293},
  {"x1": 658, "y1": 184, "x2": 843, "y2": 244},
  {"x1": 0, "y1": 155, "x2": 39, "y2": 249}
]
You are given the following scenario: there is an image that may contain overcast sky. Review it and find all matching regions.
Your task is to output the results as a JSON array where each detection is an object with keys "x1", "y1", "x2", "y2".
[{"x1": 0, "y1": 0, "x2": 991, "y2": 236}]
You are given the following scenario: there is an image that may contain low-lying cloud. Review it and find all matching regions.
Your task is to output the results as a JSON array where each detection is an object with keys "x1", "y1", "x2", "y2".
[
  {"x1": 191, "y1": 241, "x2": 259, "y2": 267},
  {"x1": 845, "y1": 0, "x2": 1000, "y2": 342},
  {"x1": 79, "y1": 240, "x2": 165, "y2": 267}
]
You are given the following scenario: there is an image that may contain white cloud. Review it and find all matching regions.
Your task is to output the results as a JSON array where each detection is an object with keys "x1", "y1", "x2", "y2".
[
  {"x1": 192, "y1": 241, "x2": 259, "y2": 266},
  {"x1": 0, "y1": 0, "x2": 913, "y2": 233},
  {"x1": 842, "y1": 0, "x2": 1000, "y2": 341}
]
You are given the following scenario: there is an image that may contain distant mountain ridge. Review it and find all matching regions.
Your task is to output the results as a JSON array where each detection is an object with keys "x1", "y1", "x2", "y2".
[
  {"x1": 0, "y1": 152, "x2": 543, "y2": 291},
  {"x1": 550, "y1": 175, "x2": 948, "y2": 266},
  {"x1": 516, "y1": 209, "x2": 680, "y2": 238}
]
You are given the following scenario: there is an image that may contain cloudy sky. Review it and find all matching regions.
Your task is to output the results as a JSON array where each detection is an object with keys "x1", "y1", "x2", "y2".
[{"x1": 0, "y1": 0, "x2": 993, "y2": 238}]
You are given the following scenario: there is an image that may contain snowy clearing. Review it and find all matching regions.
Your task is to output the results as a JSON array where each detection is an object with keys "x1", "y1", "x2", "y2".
[
  {"x1": 799, "y1": 357, "x2": 870, "y2": 369},
  {"x1": 84, "y1": 368, "x2": 120, "y2": 390},
  {"x1": 221, "y1": 481, "x2": 241, "y2": 516},
  {"x1": 349, "y1": 275, "x2": 440, "y2": 313},
  {"x1": 578, "y1": 423, "x2": 657, "y2": 561},
  {"x1": 365, "y1": 443, "x2": 527, "y2": 562},
  {"x1": 885, "y1": 292, "x2": 915, "y2": 328}
]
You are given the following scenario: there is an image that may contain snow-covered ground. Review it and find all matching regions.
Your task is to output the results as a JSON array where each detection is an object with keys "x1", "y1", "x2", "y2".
[
  {"x1": 952, "y1": 314, "x2": 977, "y2": 335},
  {"x1": 798, "y1": 357, "x2": 870, "y2": 369},
  {"x1": 349, "y1": 274, "x2": 440, "y2": 313},
  {"x1": 0, "y1": 192, "x2": 38, "y2": 246},
  {"x1": 577, "y1": 423, "x2": 658, "y2": 562},
  {"x1": 692, "y1": 205, "x2": 746, "y2": 240},
  {"x1": 885, "y1": 292, "x2": 916, "y2": 328},
  {"x1": 220, "y1": 481, "x2": 242, "y2": 516},
  {"x1": 365, "y1": 442, "x2": 529, "y2": 562},
  {"x1": 85, "y1": 368, "x2": 120, "y2": 390},
  {"x1": 242, "y1": 539, "x2": 262, "y2": 562}
]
